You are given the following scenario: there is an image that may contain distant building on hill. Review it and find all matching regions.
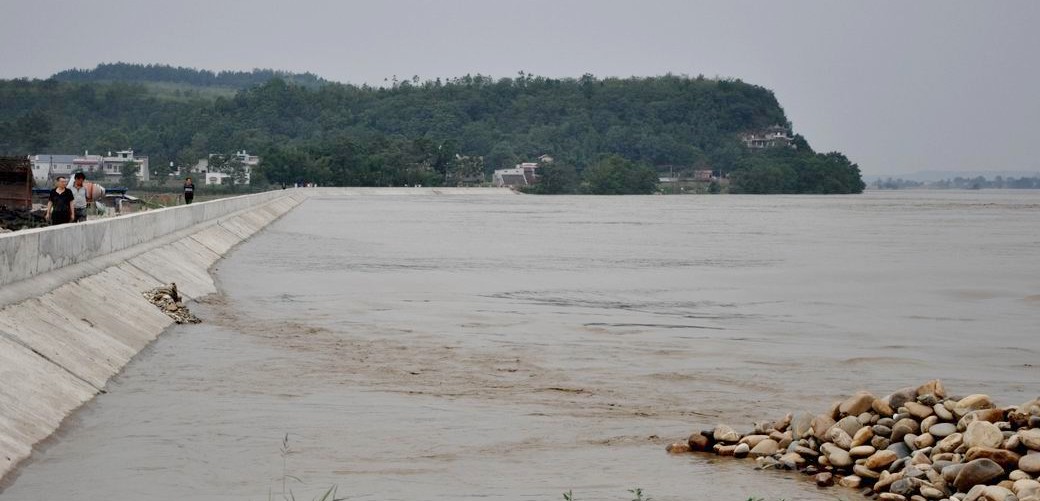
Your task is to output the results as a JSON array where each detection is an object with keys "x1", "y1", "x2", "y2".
[
  {"x1": 741, "y1": 125, "x2": 794, "y2": 149},
  {"x1": 30, "y1": 150, "x2": 149, "y2": 184},
  {"x1": 29, "y1": 154, "x2": 77, "y2": 184},
  {"x1": 493, "y1": 167, "x2": 529, "y2": 188},
  {"x1": 189, "y1": 150, "x2": 259, "y2": 185},
  {"x1": 493, "y1": 155, "x2": 552, "y2": 188}
]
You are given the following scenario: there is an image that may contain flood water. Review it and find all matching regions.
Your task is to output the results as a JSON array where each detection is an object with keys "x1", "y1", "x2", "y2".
[{"x1": 3, "y1": 190, "x2": 1039, "y2": 501}]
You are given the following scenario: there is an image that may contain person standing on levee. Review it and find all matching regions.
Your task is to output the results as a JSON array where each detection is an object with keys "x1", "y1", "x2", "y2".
[
  {"x1": 45, "y1": 176, "x2": 75, "y2": 226},
  {"x1": 183, "y1": 177, "x2": 195, "y2": 204}
]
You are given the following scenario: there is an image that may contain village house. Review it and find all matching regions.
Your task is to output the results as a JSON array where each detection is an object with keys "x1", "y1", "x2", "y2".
[
  {"x1": 492, "y1": 167, "x2": 529, "y2": 188},
  {"x1": 492, "y1": 155, "x2": 553, "y2": 188},
  {"x1": 29, "y1": 154, "x2": 77, "y2": 185},
  {"x1": 741, "y1": 125, "x2": 795, "y2": 149},
  {"x1": 189, "y1": 150, "x2": 259, "y2": 185},
  {"x1": 30, "y1": 150, "x2": 149, "y2": 185}
]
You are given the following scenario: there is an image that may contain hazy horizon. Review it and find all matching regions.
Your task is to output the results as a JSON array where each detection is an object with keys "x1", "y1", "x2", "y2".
[{"x1": 2, "y1": 0, "x2": 1038, "y2": 176}]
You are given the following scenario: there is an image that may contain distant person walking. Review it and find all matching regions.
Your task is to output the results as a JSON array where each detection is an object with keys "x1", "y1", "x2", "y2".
[
  {"x1": 183, "y1": 177, "x2": 195, "y2": 205},
  {"x1": 69, "y1": 172, "x2": 89, "y2": 222},
  {"x1": 46, "y1": 176, "x2": 75, "y2": 226}
]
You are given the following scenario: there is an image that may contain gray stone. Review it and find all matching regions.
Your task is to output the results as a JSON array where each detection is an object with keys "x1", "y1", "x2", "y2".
[
  {"x1": 892, "y1": 418, "x2": 920, "y2": 442},
  {"x1": 888, "y1": 441, "x2": 912, "y2": 459},
  {"x1": 792, "y1": 412, "x2": 813, "y2": 438},
  {"x1": 942, "y1": 462, "x2": 966, "y2": 483},
  {"x1": 930, "y1": 422, "x2": 957, "y2": 438},
  {"x1": 934, "y1": 403, "x2": 954, "y2": 421},
  {"x1": 889, "y1": 387, "x2": 918, "y2": 410},
  {"x1": 954, "y1": 458, "x2": 1005, "y2": 492},
  {"x1": 890, "y1": 477, "x2": 920, "y2": 497},
  {"x1": 1019, "y1": 453, "x2": 1040, "y2": 474},
  {"x1": 836, "y1": 415, "x2": 865, "y2": 437}
]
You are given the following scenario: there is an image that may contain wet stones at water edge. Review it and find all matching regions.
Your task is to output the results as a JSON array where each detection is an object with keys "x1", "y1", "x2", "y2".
[
  {"x1": 665, "y1": 380, "x2": 1040, "y2": 501},
  {"x1": 143, "y1": 283, "x2": 201, "y2": 324}
]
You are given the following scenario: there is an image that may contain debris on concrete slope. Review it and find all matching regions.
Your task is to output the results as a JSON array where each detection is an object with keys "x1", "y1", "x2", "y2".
[
  {"x1": 143, "y1": 283, "x2": 201, "y2": 324},
  {"x1": 667, "y1": 380, "x2": 1040, "y2": 501}
]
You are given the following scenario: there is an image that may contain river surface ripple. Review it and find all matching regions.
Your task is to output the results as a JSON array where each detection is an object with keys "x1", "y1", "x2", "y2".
[{"x1": 3, "y1": 190, "x2": 1039, "y2": 500}]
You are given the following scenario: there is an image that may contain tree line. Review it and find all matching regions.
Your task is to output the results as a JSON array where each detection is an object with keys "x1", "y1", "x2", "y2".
[
  {"x1": 52, "y1": 63, "x2": 327, "y2": 89},
  {"x1": 0, "y1": 67, "x2": 864, "y2": 194}
]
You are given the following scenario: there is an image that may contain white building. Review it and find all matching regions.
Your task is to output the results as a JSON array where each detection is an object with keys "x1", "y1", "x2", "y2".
[
  {"x1": 190, "y1": 150, "x2": 259, "y2": 185},
  {"x1": 29, "y1": 154, "x2": 77, "y2": 185},
  {"x1": 741, "y1": 125, "x2": 795, "y2": 149},
  {"x1": 30, "y1": 150, "x2": 149, "y2": 185},
  {"x1": 492, "y1": 167, "x2": 529, "y2": 188}
]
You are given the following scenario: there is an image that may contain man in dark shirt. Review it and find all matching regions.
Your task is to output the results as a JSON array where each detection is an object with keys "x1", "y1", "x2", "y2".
[
  {"x1": 183, "y1": 177, "x2": 195, "y2": 204},
  {"x1": 46, "y1": 176, "x2": 75, "y2": 225}
]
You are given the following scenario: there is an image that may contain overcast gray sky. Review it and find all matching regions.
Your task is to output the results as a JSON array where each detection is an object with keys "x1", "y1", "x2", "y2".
[{"x1": 2, "y1": 0, "x2": 1038, "y2": 175}]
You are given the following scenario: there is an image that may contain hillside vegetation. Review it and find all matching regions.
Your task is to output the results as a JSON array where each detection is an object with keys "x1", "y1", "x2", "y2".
[{"x1": 1, "y1": 64, "x2": 864, "y2": 193}]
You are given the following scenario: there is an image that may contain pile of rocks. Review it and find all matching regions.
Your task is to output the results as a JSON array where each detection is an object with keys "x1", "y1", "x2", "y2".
[
  {"x1": 0, "y1": 207, "x2": 45, "y2": 232},
  {"x1": 667, "y1": 380, "x2": 1040, "y2": 501},
  {"x1": 143, "y1": 283, "x2": 200, "y2": 324}
]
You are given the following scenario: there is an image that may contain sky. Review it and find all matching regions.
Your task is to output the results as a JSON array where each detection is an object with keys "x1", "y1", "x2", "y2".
[{"x1": 2, "y1": 0, "x2": 1038, "y2": 176}]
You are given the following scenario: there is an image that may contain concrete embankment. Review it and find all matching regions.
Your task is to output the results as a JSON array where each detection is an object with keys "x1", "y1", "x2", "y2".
[{"x1": 0, "y1": 189, "x2": 308, "y2": 482}]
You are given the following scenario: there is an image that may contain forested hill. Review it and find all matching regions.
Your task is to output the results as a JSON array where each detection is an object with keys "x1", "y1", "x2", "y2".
[
  {"x1": 0, "y1": 71, "x2": 864, "y2": 193},
  {"x1": 52, "y1": 63, "x2": 327, "y2": 89}
]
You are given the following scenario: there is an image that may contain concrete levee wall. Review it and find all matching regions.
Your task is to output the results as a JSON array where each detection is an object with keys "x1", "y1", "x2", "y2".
[
  {"x1": 0, "y1": 189, "x2": 308, "y2": 483},
  {"x1": 0, "y1": 189, "x2": 303, "y2": 289}
]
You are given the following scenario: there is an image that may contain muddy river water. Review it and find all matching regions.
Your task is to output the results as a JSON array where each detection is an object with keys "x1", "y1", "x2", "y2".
[{"x1": 3, "y1": 190, "x2": 1039, "y2": 500}]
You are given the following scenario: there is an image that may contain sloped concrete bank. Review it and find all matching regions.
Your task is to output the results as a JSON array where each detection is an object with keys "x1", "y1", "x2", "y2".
[{"x1": 0, "y1": 189, "x2": 308, "y2": 482}]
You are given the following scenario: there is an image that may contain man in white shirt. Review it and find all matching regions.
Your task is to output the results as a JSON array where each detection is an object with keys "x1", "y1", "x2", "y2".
[{"x1": 70, "y1": 172, "x2": 89, "y2": 222}]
